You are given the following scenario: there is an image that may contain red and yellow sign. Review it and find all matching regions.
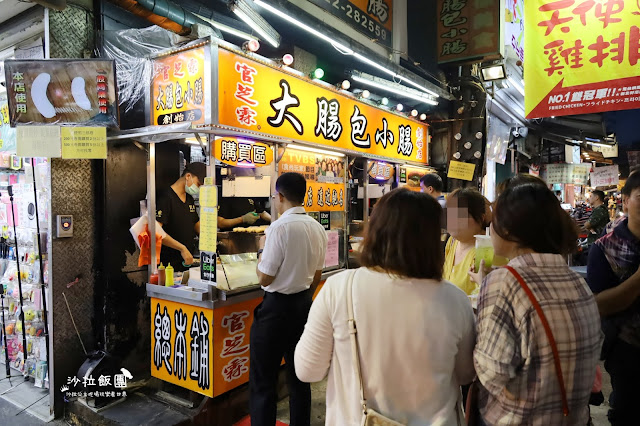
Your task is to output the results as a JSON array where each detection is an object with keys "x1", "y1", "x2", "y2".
[
  {"x1": 212, "y1": 297, "x2": 261, "y2": 397},
  {"x1": 525, "y1": 1, "x2": 640, "y2": 118},
  {"x1": 218, "y1": 48, "x2": 428, "y2": 164},
  {"x1": 307, "y1": 0, "x2": 393, "y2": 48},
  {"x1": 437, "y1": 0, "x2": 501, "y2": 63},
  {"x1": 151, "y1": 47, "x2": 207, "y2": 126},
  {"x1": 369, "y1": 161, "x2": 395, "y2": 181},
  {"x1": 213, "y1": 137, "x2": 273, "y2": 167},
  {"x1": 279, "y1": 148, "x2": 345, "y2": 212},
  {"x1": 151, "y1": 298, "x2": 214, "y2": 397}
]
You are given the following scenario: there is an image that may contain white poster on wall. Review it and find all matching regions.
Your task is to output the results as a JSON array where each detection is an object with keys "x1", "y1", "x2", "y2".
[{"x1": 591, "y1": 165, "x2": 619, "y2": 188}]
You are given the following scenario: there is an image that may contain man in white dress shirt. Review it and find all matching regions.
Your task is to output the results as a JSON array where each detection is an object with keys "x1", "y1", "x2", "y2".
[{"x1": 250, "y1": 172, "x2": 328, "y2": 426}]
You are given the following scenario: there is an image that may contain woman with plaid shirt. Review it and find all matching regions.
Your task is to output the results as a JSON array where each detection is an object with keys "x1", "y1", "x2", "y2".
[{"x1": 470, "y1": 183, "x2": 602, "y2": 425}]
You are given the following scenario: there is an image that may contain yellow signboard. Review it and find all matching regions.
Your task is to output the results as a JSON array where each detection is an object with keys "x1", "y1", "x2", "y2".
[
  {"x1": 213, "y1": 137, "x2": 273, "y2": 167},
  {"x1": 61, "y1": 127, "x2": 107, "y2": 159},
  {"x1": 447, "y1": 160, "x2": 476, "y2": 181},
  {"x1": 218, "y1": 48, "x2": 428, "y2": 164},
  {"x1": 279, "y1": 148, "x2": 345, "y2": 212},
  {"x1": 199, "y1": 206, "x2": 217, "y2": 253},
  {"x1": 151, "y1": 298, "x2": 214, "y2": 397},
  {"x1": 525, "y1": 1, "x2": 640, "y2": 118},
  {"x1": 150, "y1": 46, "x2": 207, "y2": 126}
]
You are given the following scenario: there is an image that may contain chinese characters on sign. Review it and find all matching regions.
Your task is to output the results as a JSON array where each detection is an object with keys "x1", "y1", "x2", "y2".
[
  {"x1": 151, "y1": 47, "x2": 206, "y2": 125},
  {"x1": 279, "y1": 148, "x2": 345, "y2": 213},
  {"x1": 307, "y1": 0, "x2": 393, "y2": 48},
  {"x1": 369, "y1": 161, "x2": 395, "y2": 181},
  {"x1": 4, "y1": 60, "x2": 118, "y2": 127},
  {"x1": 506, "y1": 0, "x2": 525, "y2": 62},
  {"x1": 61, "y1": 127, "x2": 107, "y2": 159},
  {"x1": 437, "y1": 0, "x2": 502, "y2": 63},
  {"x1": 212, "y1": 298, "x2": 261, "y2": 396},
  {"x1": 218, "y1": 49, "x2": 428, "y2": 164},
  {"x1": 213, "y1": 137, "x2": 273, "y2": 167},
  {"x1": 151, "y1": 299, "x2": 214, "y2": 397},
  {"x1": 447, "y1": 160, "x2": 476, "y2": 181},
  {"x1": 525, "y1": 0, "x2": 640, "y2": 118},
  {"x1": 543, "y1": 163, "x2": 591, "y2": 185},
  {"x1": 590, "y1": 165, "x2": 619, "y2": 188}
]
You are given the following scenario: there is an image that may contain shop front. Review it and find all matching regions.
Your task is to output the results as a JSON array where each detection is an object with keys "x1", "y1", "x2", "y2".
[{"x1": 114, "y1": 36, "x2": 431, "y2": 411}]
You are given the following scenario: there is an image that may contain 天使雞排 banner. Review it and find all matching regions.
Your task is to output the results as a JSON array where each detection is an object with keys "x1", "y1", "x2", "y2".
[{"x1": 525, "y1": 0, "x2": 640, "y2": 118}]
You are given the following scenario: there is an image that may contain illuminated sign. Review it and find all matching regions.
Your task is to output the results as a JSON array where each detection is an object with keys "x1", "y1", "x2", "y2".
[
  {"x1": 213, "y1": 137, "x2": 273, "y2": 167},
  {"x1": 150, "y1": 46, "x2": 208, "y2": 126},
  {"x1": 4, "y1": 59, "x2": 118, "y2": 127},
  {"x1": 525, "y1": 0, "x2": 640, "y2": 118},
  {"x1": 218, "y1": 48, "x2": 428, "y2": 165}
]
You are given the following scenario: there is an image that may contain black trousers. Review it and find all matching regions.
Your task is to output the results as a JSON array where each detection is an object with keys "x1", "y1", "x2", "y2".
[
  {"x1": 250, "y1": 289, "x2": 313, "y2": 426},
  {"x1": 604, "y1": 338, "x2": 640, "y2": 426}
]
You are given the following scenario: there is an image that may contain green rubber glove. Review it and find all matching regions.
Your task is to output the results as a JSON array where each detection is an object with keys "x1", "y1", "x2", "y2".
[{"x1": 242, "y1": 211, "x2": 259, "y2": 225}]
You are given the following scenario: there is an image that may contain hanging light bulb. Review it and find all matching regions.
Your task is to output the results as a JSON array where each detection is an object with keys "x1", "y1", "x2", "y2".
[
  {"x1": 420, "y1": 113, "x2": 427, "y2": 120},
  {"x1": 381, "y1": 97, "x2": 389, "y2": 106},
  {"x1": 362, "y1": 89, "x2": 370, "y2": 98},
  {"x1": 341, "y1": 80, "x2": 351, "y2": 90},
  {"x1": 244, "y1": 39, "x2": 261, "y2": 52},
  {"x1": 282, "y1": 54, "x2": 294, "y2": 66},
  {"x1": 411, "y1": 109, "x2": 418, "y2": 117},
  {"x1": 396, "y1": 103, "x2": 403, "y2": 111},
  {"x1": 313, "y1": 68, "x2": 325, "y2": 79}
]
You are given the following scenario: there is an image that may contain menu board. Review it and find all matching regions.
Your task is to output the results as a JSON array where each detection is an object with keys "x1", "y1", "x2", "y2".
[
  {"x1": 545, "y1": 163, "x2": 591, "y2": 185},
  {"x1": 324, "y1": 230, "x2": 340, "y2": 269}
]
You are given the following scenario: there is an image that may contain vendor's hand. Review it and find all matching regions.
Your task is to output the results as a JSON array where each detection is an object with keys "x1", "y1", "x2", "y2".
[
  {"x1": 259, "y1": 235, "x2": 266, "y2": 250},
  {"x1": 180, "y1": 247, "x2": 194, "y2": 266},
  {"x1": 468, "y1": 260, "x2": 490, "y2": 286},
  {"x1": 242, "y1": 211, "x2": 259, "y2": 225}
]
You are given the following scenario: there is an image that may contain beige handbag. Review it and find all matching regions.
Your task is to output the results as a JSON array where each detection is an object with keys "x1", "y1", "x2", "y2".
[{"x1": 346, "y1": 270, "x2": 406, "y2": 426}]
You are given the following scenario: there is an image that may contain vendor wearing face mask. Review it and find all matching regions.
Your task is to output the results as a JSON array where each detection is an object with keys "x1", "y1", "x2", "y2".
[{"x1": 156, "y1": 162, "x2": 206, "y2": 271}]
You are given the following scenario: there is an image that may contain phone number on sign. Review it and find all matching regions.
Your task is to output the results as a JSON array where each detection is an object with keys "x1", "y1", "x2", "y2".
[{"x1": 317, "y1": 0, "x2": 389, "y2": 43}]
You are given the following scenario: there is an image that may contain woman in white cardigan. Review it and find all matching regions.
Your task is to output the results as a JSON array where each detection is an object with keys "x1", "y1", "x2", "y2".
[{"x1": 295, "y1": 188, "x2": 476, "y2": 425}]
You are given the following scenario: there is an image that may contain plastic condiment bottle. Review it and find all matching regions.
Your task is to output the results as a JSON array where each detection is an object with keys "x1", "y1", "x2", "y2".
[
  {"x1": 165, "y1": 263, "x2": 174, "y2": 287},
  {"x1": 158, "y1": 263, "x2": 165, "y2": 286}
]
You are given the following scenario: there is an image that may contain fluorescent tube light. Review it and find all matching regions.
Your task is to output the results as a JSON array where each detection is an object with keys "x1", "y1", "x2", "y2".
[
  {"x1": 287, "y1": 144, "x2": 345, "y2": 157},
  {"x1": 196, "y1": 14, "x2": 259, "y2": 42},
  {"x1": 351, "y1": 74, "x2": 438, "y2": 105},
  {"x1": 254, "y1": 0, "x2": 438, "y2": 98},
  {"x1": 507, "y1": 76, "x2": 525, "y2": 96},
  {"x1": 231, "y1": 1, "x2": 280, "y2": 47}
]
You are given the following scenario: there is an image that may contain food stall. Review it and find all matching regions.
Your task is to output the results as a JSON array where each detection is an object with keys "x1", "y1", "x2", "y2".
[{"x1": 110, "y1": 35, "x2": 430, "y2": 402}]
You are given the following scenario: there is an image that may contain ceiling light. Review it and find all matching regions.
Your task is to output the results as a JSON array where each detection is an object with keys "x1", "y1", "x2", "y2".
[
  {"x1": 474, "y1": 151, "x2": 482, "y2": 159},
  {"x1": 231, "y1": 1, "x2": 281, "y2": 48},
  {"x1": 420, "y1": 113, "x2": 427, "y2": 120},
  {"x1": 588, "y1": 141, "x2": 614, "y2": 148},
  {"x1": 411, "y1": 109, "x2": 418, "y2": 117},
  {"x1": 480, "y1": 64, "x2": 506, "y2": 81},
  {"x1": 351, "y1": 73, "x2": 438, "y2": 105},
  {"x1": 282, "y1": 54, "x2": 294, "y2": 66},
  {"x1": 254, "y1": 0, "x2": 439, "y2": 98},
  {"x1": 507, "y1": 76, "x2": 525, "y2": 96},
  {"x1": 313, "y1": 68, "x2": 325, "y2": 79},
  {"x1": 381, "y1": 97, "x2": 389, "y2": 106},
  {"x1": 287, "y1": 144, "x2": 344, "y2": 157},
  {"x1": 464, "y1": 142, "x2": 472, "y2": 149},
  {"x1": 341, "y1": 79, "x2": 351, "y2": 90},
  {"x1": 396, "y1": 104, "x2": 403, "y2": 111},
  {"x1": 196, "y1": 14, "x2": 259, "y2": 42},
  {"x1": 453, "y1": 152, "x2": 461, "y2": 159},
  {"x1": 362, "y1": 89, "x2": 370, "y2": 98}
]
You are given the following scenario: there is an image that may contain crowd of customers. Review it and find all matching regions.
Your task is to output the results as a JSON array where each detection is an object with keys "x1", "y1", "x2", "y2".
[{"x1": 251, "y1": 170, "x2": 640, "y2": 426}]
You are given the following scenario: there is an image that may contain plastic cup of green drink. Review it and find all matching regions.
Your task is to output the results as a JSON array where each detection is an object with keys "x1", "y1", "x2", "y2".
[{"x1": 474, "y1": 235, "x2": 494, "y2": 273}]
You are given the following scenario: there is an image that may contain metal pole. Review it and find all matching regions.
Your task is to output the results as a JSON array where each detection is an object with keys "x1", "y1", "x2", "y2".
[
  {"x1": 363, "y1": 160, "x2": 369, "y2": 224},
  {"x1": 30, "y1": 159, "x2": 50, "y2": 379},
  {"x1": 148, "y1": 143, "x2": 157, "y2": 277},
  {"x1": 7, "y1": 186, "x2": 28, "y2": 364},
  {"x1": 1, "y1": 294, "x2": 11, "y2": 380}
]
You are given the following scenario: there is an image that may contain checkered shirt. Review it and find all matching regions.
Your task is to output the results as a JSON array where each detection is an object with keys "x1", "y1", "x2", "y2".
[{"x1": 474, "y1": 254, "x2": 602, "y2": 425}]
